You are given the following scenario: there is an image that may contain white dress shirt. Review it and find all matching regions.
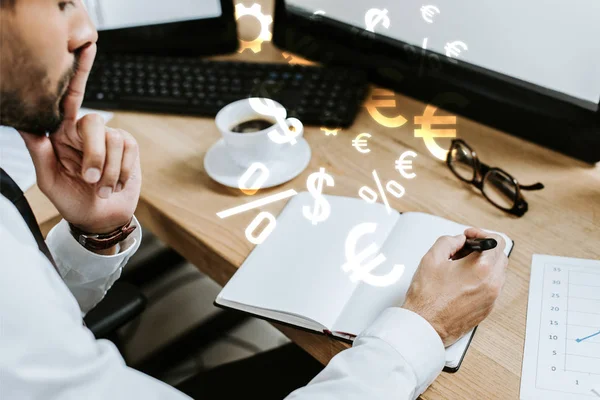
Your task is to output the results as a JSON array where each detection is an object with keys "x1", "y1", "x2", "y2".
[{"x1": 0, "y1": 194, "x2": 446, "y2": 400}]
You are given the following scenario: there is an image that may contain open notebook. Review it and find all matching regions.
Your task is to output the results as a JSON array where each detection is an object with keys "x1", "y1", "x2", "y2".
[{"x1": 216, "y1": 192, "x2": 514, "y2": 372}]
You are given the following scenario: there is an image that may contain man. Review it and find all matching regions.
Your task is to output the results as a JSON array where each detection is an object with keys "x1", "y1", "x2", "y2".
[{"x1": 0, "y1": 1, "x2": 508, "y2": 399}]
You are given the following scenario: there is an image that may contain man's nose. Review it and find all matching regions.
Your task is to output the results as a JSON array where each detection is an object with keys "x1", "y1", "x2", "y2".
[{"x1": 68, "y1": 3, "x2": 99, "y2": 53}]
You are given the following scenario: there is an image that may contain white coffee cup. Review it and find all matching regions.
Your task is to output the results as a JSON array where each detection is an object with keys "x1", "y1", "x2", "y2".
[{"x1": 215, "y1": 98, "x2": 304, "y2": 168}]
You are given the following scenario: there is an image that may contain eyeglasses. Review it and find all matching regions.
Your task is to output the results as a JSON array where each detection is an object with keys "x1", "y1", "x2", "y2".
[{"x1": 446, "y1": 139, "x2": 544, "y2": 216}]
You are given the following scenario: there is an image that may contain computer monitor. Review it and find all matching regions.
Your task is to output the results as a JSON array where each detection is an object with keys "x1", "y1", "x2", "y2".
[
  {"x1": 84, "y1": 0, "x2": 237, "y2": 56},
  {"x1": 273, "y1": 0, "x2": 600, "y2": 163}
]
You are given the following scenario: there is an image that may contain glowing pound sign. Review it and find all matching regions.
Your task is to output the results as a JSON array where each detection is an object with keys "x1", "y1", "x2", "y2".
[
  {"x1": 341, "y1": 222, "x2": 405, "y2": 287},
  {"x1": 248, "y1": 97, "x2": 303, "y2": 146}
]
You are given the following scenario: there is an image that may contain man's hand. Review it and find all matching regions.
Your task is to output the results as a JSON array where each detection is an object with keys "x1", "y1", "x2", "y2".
[
  {"x1": 19, "y1": 43, "x2": 141, "y2": 236},
  {"x1": 403, "y1": 228, "x2": 508, "y2": 347}
]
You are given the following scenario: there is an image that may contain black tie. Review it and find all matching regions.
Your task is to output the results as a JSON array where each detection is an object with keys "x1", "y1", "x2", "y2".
[{"x1": 0, "y1": 168, "x2": 59, "y2": 272}]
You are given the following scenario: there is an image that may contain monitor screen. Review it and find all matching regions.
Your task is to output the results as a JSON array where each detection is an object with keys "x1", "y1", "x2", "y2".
[
  {"x1": 83, "y1": 0, "x2": 236, "y2": 56},
  {"x1": 285, "y1": 0, "x2": 600, "y2": 108},
  {"x1": 84, "y1": 0, "x2": 222, "y2": 31}
]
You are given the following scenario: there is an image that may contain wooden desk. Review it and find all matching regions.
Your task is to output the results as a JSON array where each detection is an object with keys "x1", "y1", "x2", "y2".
[{"x1": 27, "y1": 1, "x2": 600, "y2": 398}]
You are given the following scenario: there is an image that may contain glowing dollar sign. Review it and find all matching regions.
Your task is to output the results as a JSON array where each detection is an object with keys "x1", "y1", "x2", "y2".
[
  {"x1": 249, "y1": 97, "x2": 303, "y2": 146},
  {"x1": 303, "y1": 168, "x2": 335, "y2": 225}
]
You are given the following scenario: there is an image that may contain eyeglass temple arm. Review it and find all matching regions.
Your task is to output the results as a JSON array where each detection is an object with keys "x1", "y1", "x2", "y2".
[
  {"x1": 520, "y1": 183, "x2": 545, "y2": 191},
  {"x1": 480, "y1": 162, "x2": 544, "y2": 191}
]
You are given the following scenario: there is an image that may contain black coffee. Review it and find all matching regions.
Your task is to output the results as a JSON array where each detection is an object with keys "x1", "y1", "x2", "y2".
[{"x1": 230, "y1": 118, "x2": 274, "y2": 133}]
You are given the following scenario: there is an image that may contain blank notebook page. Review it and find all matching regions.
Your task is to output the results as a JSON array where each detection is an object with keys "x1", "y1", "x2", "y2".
[{"x1": 218, "y1": 193, "x2": 399, "y2": 329}]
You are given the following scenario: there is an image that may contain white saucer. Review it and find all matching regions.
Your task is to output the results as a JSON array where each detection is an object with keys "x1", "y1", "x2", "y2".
[{"x1": 204, "y1": 138, "x2": 312, "y2": 189}]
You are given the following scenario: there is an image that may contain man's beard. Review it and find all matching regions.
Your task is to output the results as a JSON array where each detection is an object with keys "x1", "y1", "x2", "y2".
[{"x1": 0, "y1": 61, "x2": 77, "y2": 136}]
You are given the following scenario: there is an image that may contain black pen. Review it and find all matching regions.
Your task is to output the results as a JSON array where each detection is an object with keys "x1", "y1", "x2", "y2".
[{"x1": 451, "y1": 238, "x2": 498, "y2": 260}]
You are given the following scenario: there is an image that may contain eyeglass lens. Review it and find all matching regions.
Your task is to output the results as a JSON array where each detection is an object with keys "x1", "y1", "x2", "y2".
[
  {"x1": 482, "y1": 169, "x2": 517, "y2": 210},
  {"x1": 448, "y1": 142, "x2": 476, "y2": 181}
]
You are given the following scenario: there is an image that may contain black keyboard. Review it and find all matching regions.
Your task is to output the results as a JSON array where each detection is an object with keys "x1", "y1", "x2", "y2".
[{"x1": 84, "y1": 54, "x2": 369, "y2": 127}]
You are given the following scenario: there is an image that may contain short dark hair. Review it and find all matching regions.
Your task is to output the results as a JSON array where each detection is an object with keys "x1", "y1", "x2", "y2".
[{"x1": 0, "y1": 0, "x2": 16, "y2": 7}]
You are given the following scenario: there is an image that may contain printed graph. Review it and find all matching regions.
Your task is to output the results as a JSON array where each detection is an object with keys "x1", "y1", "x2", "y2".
[
  {"x1": 536, "y1": 262, "x2": 600, "y2": 397},
  {"x1": 563, "y1": 267, "x2": 600, "y2": 376}
]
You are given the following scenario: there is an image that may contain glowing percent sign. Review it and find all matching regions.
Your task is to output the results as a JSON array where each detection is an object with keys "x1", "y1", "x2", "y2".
[
  {"x1": 217, "y1": 189, "x2": 297, "y2": 244},
  {"x1": 217, "y1": 162, "x2": 297, "y2": 244},
  {"x1": 358, "y1": 170, "x2": 405, "y2": 214}
]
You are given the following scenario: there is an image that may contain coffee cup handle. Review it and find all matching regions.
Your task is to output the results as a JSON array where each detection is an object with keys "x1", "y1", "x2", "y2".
[{"x1": 285, "y1": 117, "x2": 304, "y2": 137}]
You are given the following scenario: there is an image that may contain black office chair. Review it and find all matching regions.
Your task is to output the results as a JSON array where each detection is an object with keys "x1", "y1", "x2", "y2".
[
  {"x1": 112, "y1": 247, "x2": 251, "y2": 379},
  {"x1": 84, "y1": 281, "x2": 147, "y2": 339},
  {"x1": 83, "y1": 245, "x2": 250, "y2": 378},
  {"x1": 82, "y1": 234, "x2": 182, "y2": 341}
]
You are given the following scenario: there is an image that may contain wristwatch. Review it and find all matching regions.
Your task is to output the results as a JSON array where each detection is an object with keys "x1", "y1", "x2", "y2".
[{"x1": 69, "y1": 219, "x2": 137, "y2": 252}]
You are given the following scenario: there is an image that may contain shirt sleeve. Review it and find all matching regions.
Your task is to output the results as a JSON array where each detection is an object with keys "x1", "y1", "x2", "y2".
[
  {"x1": 0, "y1": 224, "x2": 191, "y2": 400},
  {"x1": 45, "y1": 216, "x2": 142, "y2": 314},
  {"x1": 286, "y1": 308, "x2": 446, "y2": 400}
]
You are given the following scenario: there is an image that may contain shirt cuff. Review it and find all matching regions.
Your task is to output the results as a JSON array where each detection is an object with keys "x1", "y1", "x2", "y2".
[
  {"x1": 357, "y1": 307, "x2": 446, "y2": 395},
  {"x1": 46, "y1": 216, "x2": 142, "y2": 281}
]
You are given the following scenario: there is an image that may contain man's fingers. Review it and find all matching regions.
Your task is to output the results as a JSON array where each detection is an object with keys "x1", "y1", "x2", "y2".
[
  {"x1": 455, "y1": 228, "x2": 508, "y2": 278},
  {"x1": 97, "y1": 128, "x2": 124, "y2": 198},
  {"x1": 77, "y1": 114, "x2": 106, "y2": 183},
  {"x1": 430, "y1": 234, "x2": 466, "y2": 261},
  {"x1": 53, "y1": 145, "x2": 82, "y2": 176},
  {"x1": 465, "y1": 228, "x2": 506, "y2": 247},
  {"x1": 464, "y1": 228, "x2": 506, "y2": 256},
  {"x1": 74, "y1": 116, "x2": 138, "y2": 195},
  {"x1": 117, "y1": 131, "x2": 139, "y2": 192},
  {"x1": 464, "y1": 227, "x2": 489, "y2": 239},
  {"x1": 459, "y1": 237, "x2": 509, "y2": 284},
  {"x1": 63, "y1": 43, "x2": 97, "y2": 123}
]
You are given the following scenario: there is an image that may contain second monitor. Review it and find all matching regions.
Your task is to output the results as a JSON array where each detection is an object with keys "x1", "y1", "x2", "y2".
[{"x1": 273, "y1": 0, "x2": 600, "y2": 163}]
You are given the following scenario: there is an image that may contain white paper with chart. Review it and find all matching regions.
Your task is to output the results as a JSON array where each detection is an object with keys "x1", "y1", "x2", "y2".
[{"x1": 521, "y1": 255, "x2": 600, "y2": 399}]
